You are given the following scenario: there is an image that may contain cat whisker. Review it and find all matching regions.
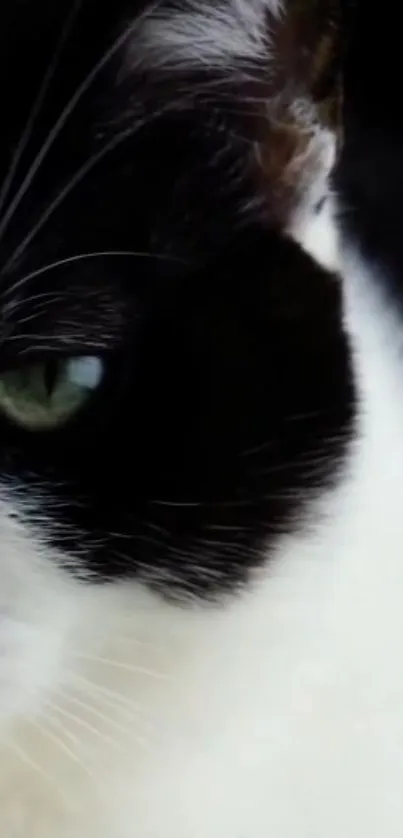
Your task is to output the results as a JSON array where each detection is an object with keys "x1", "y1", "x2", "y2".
[
  {"x1": 46, "y1": 713, "x2": 125, "y2": 792},
  {"x1": 47, "y1": 699, "x2": 124, "y2": 752},
  {"x1": 71, "y1": 672, "x2": 152, "y2": 719},
  {"x1": 64, "y1": 691, "x2": 155, "y2": 747},
  {"x1": 8, "y1": 311, "x2": 55, "y2": 329},
  {"x1": 7, "y1": 17, "x2": 86, "y2": 214},
  {"x1": 2, "y1": 128, "x2": 133, "y2": 272},
  {"x1": 5, "y1": 291, "x2": 66, "y2": 316},
  {"x1": 50, "y1": 692, "x2": 151, "y2": 752},
  {"x1": 2, "y1": 71, "x2": 233, "y2": 274},
  {"x1": 10, "y1": 737, "x2": 71, "y2": 805},
  {"x1": 3, "y1": 87, "x2": 193, "y2": 275},
  {"x1": 150, "y1": 499, "x2": 204, "y2": 509},
  {"x1": 0, "y1": 0, "x2": 164, "y2": 250},
  {"x1": 0, "y1": 0, "x2": 84, "y2": 219},
  {"x1": 4, "y1": 249, "x2": 187, "y2": 301},
  {"x1": 28, "y1": 713, "x2": 97, "y2": 779},
  {"x1": 72, "y1": 653, "x2": 169, "y2": 681},
  {"x1": 5, "y1": 333, "x2": 106, "y2": 352}
]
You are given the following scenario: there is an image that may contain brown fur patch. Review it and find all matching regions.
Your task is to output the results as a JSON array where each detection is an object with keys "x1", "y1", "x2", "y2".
[{"x1": 251, "y1": 0, "x2": 347, "y2": 226}]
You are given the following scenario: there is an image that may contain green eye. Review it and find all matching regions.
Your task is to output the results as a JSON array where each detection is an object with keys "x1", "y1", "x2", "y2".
[{"x1": 0, "y1": 356, "x2": 104, "y2": 430}]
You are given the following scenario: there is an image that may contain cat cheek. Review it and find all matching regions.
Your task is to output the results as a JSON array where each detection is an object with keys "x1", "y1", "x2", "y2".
[{"x1": 0, "y1": 619, "x2": 58, "y2": 719}]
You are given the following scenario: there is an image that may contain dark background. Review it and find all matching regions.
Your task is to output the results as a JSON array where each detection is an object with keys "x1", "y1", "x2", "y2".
[{"x1": 339, "y1": 0, "x2": 403, "y2": 287}]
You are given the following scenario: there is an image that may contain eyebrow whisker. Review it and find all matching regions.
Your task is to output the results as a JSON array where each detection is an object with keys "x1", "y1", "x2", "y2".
[
  {"x1": 0, "y1": 0, "x2": 84, "y2": 220},
  {"x1": 0, "y1": 0, "x2": 164, "y2": 251}
]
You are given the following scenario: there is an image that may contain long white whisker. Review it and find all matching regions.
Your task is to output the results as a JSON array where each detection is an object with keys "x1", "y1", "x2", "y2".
[
  {"x1": 9, "y1": 737, "x2": 70, "y2": 804},
  {"x1": 7, "y1": 290, "x2": 65, "y2": 313},
  {"x1": 0, "y1": 0, "x2": 163, "y2": 248},
  {"x1": 3, "y1": 76, "x2": 200, "y2": 274},
  {"x1": 6, "y1": 335, "x2": 105, "y2": 352},
  {"x1": 61, "y1": 690, "x2": 151, "y2": 748},
  {"x1": 73, "y1": 653, "x2": 168, "y2": 680},
  {"x1": 49, "y1": 696, "x2": 151, "y2": 754},
  {"x1": 71, "y1": 673, "x2": 156, "y2": 730},
  {"x1": 72, "y1": 672, "x2": 144, "y2": 712},
  {"x1": 47, "y1": 711, "x2": 91, "y2": 754},
  {"x1": 9, "y1": 311, "x2": 54, "y2": 329},
  {"x1": 48, "y1": 700, "x2": 122, "y2": 751},
  {"x1": 2, "y1": 129, "x2": 132, "y2": 272},
  {"x1": 28, "y1": 714, "x2": 92, "y2": 774},
  {"x1": 75, "y1": 686, "x2": 145, "y2": 726},
  {"x1": 4, "y1": 249, "x2": 185, "y2": 300},
  {"x1": 0, "y1": 0, "x2": 83, "y2": 218},
  {"x1": 3, "y1": 70, "x2": 222, "y2": 275},
  {"x1": 45, "y1": 714, "x2": 113, "y2": 790}
]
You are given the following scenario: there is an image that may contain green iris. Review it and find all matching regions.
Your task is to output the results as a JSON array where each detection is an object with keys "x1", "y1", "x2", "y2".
[{"x1": 0, "y1": 356, "x2": 104, "y2": 430}]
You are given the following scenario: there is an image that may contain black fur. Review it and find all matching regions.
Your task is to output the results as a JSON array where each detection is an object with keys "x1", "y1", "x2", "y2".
[
  {"x1": 0, "y1": 1, "x2": 354, "y2": 597},
  {"x1": 337, "y1": 0, "x2": 403, "y2": 292}
]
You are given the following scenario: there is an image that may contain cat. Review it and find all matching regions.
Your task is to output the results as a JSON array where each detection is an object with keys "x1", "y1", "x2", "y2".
[{"x1": 0, "y1": 1, "x2": 399, "y2": 836}]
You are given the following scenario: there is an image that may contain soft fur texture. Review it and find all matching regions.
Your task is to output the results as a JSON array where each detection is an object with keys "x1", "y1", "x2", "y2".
[{"x1": 0, "y1": 0, "x2": 398, "y2": 836}]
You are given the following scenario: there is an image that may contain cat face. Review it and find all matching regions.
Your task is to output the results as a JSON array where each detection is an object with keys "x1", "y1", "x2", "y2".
[{"x1": 0, "y1": 0, "x2": 352, "y2": 726}]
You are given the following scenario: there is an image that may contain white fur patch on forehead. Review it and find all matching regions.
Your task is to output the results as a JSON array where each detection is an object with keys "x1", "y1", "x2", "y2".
[{"x1": 132, "y1": 0, "x2": 283, "y2": 69}]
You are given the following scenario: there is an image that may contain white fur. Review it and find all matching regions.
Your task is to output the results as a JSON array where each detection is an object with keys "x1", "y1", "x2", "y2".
[
  {"x1": 0, "y1": 3, "x2": 401, "y2": 835},
  {"x1": 285, "y1": 104, "x2": 339, "y2": 269},
  {"x1": 0, "y1": 209, "x2": 402, "y2": 838},
  {"x1": 131, "y1": 0, "x2": 282, "y2": 69}
]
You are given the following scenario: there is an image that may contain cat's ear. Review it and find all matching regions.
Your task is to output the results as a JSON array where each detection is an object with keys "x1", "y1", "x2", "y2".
[
  {"x1": 282, "y1": 0, "x2": 351, "y2": 133},
  {"x1": 251, "y1": 0, "x2": 350, "y2": 231},
  {"x1": 122, "y1": 0, "x2": 350, "y2": 231}
]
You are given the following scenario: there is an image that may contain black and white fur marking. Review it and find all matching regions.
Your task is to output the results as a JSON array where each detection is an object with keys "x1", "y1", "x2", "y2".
[{"x1": 0, "y1": 1, "x2": 398, "y2": 836}]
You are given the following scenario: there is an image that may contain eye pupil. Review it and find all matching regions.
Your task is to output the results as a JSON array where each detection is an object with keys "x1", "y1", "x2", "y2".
[{"x1": 44, "y1": 361, "x2": 59, "y2": 398}]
